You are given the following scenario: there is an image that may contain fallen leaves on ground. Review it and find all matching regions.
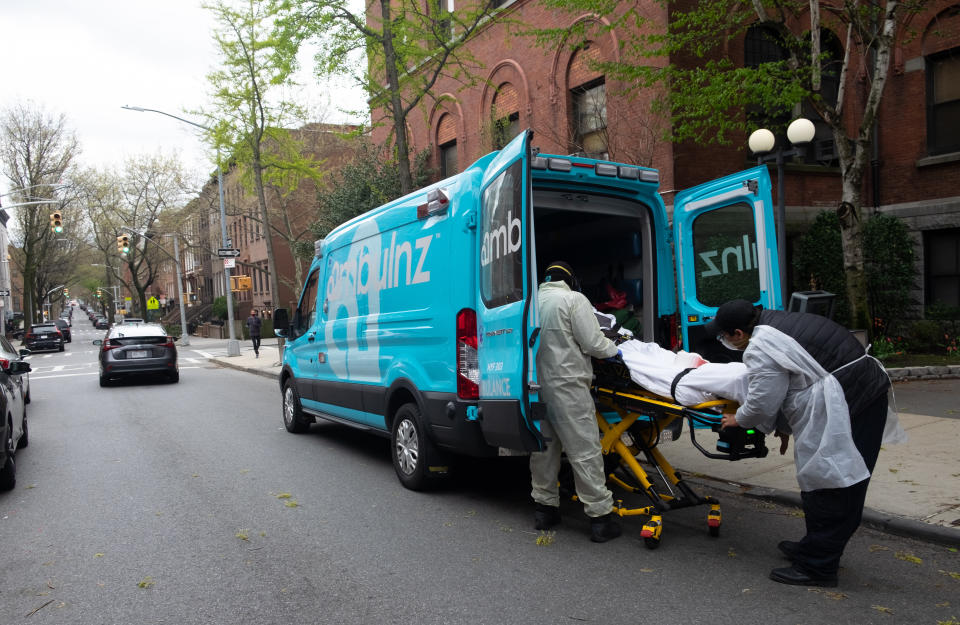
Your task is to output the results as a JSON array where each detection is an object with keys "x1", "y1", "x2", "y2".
[{"x1": 895, "y1": 551, "x2": 923, "y2": 564}]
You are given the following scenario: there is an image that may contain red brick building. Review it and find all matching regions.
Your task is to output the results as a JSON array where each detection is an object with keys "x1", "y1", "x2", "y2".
[{"x1": 370, "y1": 0, "x2": 960, "y2": 313}]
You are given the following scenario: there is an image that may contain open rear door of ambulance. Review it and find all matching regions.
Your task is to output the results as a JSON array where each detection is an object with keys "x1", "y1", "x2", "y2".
[
  {"x1": 475, "y1": 130, "x2": 546, "y2": 452},
  {"x1": 673, "y1": 166, "x2": 781, "y2": 353}
]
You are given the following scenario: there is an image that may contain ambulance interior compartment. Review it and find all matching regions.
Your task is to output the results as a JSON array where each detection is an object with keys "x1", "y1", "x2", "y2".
[{"x1": 532, "y1": 189, "x2": 662, "y2": 345}]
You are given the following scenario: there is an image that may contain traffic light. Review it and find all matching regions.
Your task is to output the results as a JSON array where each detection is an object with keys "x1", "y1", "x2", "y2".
[
  {"x1": 230, "y1": 275, "x2": 253, "y2": 291},
  {"x1": 50, "y1": 212, "x2": 63, "y2": 233},
  {"x1": 64, "y1": 288, "x2": 70, "y2": 298},
  {"x1": 116, "y1": 234, "x2": 130, "y2": 254},
  {"x1": 96, "y1": 288, "x2": 102, "y2": 298}
]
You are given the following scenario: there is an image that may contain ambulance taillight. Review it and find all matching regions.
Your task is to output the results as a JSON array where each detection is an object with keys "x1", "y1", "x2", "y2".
[{"x1": 456, "y1": 308, "x2": 479, "y2": 399}]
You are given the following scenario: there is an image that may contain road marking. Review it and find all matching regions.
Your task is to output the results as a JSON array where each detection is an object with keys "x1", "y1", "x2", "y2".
[{"x1": 32, "y1": 366, "x2": 203, "y2": 380}]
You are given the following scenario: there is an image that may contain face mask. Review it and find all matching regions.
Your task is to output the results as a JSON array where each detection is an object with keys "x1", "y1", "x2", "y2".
[{"x1": 718, "y1": 334, "x2": 743, "y2": 351}]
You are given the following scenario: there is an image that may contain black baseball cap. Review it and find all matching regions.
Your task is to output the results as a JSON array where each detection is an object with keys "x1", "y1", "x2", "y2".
[{"x1": 704, "y1": 299, "x2": 760, "y2": 336}]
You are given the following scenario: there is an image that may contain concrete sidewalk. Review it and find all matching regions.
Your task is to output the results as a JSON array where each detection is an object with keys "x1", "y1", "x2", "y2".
[{"x1": 206, "y1": 338, "x2": 960, "y2": 546}]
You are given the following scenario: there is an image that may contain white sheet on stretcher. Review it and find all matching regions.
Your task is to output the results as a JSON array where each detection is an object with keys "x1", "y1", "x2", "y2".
[{"x1": 616, "y1": 340, "x2": 749, "y2": 406}]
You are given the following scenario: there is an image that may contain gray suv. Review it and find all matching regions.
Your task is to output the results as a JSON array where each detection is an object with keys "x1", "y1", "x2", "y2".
[{"x1": 93, "y1": 323, "x2": 178, "y2": 386}]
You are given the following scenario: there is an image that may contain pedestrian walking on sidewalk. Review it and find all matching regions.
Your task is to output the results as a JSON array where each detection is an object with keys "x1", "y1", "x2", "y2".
[
  {"x1": 246, "y1": 309, "x2": 262, "y2": 358},
  {"x1": 709, "y1": 299, "x2": 902, "y2": 588}
]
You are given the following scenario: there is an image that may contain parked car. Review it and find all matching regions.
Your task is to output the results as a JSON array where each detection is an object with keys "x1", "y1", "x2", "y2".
[
  {"x1": 23, "y1": 323, "x2": 64, "y2": 352},
  {"x1": 0, "y1": 336, "x2": 30, "y2": 405},
  {"x1": 94, "y1": 317, "x2": 109, "y2": 329},
  {"x1": 0, "y1": 344, "x2": 31, "y2": 491},
  {"x1": 117, "y1": 317, "x2": 144, "y2": 325},
  {"x1": 94, "y1": 323, "x2": 178, "y2": 386},
  {"x1": 53, "y1": 318, "x2": 72, "y2": 343}
]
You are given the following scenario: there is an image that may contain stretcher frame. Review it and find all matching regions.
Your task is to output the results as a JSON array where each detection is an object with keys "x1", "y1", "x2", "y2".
[{"x1": 587, "y1": 359, "x2": 763, "y2": 549}]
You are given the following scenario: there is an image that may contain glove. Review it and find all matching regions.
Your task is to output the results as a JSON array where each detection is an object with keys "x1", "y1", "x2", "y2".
[{"x1": 605, "y1": 349, "x2": 623, "y2": 363}]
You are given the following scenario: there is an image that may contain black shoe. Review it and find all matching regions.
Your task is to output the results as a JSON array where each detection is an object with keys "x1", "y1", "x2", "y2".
[
  {"x1": 769, "y1": 566, "x2": 838, "y2": 588},
  {"x1": 590, "y1": 512, "x2": 622, "y2": 543},
  {"x1": 778, "y1": 540, "x2": 801, "y2": 560},
  {"x1": 534, "y1": 504, "x2": 561, "y2": 530}
]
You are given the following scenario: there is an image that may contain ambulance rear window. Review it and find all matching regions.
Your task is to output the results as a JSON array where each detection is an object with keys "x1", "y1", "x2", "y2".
[{"x1": 480, "y1": 160, "x2": 524, "y2": 308}]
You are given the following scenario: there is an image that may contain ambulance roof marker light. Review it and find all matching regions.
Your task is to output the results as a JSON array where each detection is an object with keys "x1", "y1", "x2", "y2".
[
  {"x1": 547, "y1": 158, "x2": 572, "y2": 172},
  {"x1": 595, "y1": 163, "x2": 618, "y2": 177}
]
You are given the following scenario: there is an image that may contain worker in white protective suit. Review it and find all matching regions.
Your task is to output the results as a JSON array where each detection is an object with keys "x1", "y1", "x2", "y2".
[
  {"x1": 710, "y1": 299, "x2": 902, "y2": 587},
  {"x1": 530, "y1": 261, "x2": 623, "y2": 542}
]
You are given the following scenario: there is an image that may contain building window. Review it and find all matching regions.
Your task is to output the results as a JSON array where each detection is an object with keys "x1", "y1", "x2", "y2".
[
  {"x1": 928, "y1": 50, "x2": 960, "y2": 156},
  {"x1": 571, "y1": 79, "x2": 607, "y2": 159},
  {"x1": 437, "y1": 112, "x2": 458, "y2": 176},
  {"x1": 492, "y1": 83, "x2": 520, "y2": 150},
  {"x1": 925, "y1": 228, "x2": 960, "y2": 310},
  {"x1": 440, "y1": 141, "x2": 458, "y2": 177}
]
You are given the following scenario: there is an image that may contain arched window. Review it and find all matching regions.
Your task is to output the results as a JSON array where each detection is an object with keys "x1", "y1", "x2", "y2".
[
  {"x1": 437, "y1": 113, "x2": 458, "y2": 176},
  {"x1": 492, "y1": 83, "x2": 520, "y2": 149},
  {"x1": 568, "y1": 44, "x2": 607, "y2": 159}
]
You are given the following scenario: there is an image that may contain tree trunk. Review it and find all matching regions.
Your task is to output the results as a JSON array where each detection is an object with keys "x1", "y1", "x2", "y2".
[
  {"x1": 252, "y1": 156, "x2": 281, "y2": 306},
  {"x1": 379, "y1": 0, "x2": 413, "y2": 195}
]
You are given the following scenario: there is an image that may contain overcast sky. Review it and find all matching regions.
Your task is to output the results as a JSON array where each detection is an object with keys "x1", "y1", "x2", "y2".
[{"x1": 0, "y1": 0, "x2": 365, "y2": 197}]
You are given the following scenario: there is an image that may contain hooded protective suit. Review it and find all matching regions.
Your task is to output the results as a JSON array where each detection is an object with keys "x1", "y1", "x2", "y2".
[{"x1": 530, "y1": 280, "x2": 619, "y2": 517}]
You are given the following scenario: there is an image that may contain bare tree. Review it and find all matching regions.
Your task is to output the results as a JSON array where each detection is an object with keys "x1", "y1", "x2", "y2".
[{"x1": 0, "y1": 102, "x2": 79, "y2": 323}]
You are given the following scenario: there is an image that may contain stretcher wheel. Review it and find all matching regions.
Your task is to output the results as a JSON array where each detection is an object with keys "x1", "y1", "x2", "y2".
[
  {"x1": 644, "y1": 536, "x2": 661, "y2": 550},
  {"x1": 708, "y1": 524, "x2": 720, "y2": 538}
]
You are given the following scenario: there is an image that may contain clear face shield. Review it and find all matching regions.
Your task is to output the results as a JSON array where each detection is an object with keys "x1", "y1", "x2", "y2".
[{"x1": 718, "y1": 333, "x2": 744, "y2": 351}]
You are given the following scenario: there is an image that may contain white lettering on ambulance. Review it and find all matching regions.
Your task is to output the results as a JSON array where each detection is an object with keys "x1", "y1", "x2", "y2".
[
  {"x1": 480, "y1": 377, "x2": 511, "y2": 397},
  {"x1": 329, "y1": 231, "x2": 434, "y2": 301},
  {"x1": 480, "y1": 210, "x2": 522, "y2": 267},
  {"x1": 698, "y1": 234, "x2": 758, "y2": 278}
]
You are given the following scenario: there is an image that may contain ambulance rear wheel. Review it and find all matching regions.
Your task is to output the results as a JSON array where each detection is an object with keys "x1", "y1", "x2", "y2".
[
  {"x1": 644, "y1": 536, "x2": 661, "y2": 550},
  {"x1": 709, "y1": 524, "x2": 720, "y2": 537},
  {"x1": 391, "y1": 402, "x2": 448, "y2": 491}
]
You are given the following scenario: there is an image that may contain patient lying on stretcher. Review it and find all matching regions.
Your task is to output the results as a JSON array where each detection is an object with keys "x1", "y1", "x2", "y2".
[{"x1": 609, "y1": 340, "x2": 749, "y2": 407}]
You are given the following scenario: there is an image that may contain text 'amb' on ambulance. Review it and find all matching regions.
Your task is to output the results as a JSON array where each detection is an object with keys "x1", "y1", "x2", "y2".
[{"x1": 272, "y1": 129, "x2": 780, "y2": 490}]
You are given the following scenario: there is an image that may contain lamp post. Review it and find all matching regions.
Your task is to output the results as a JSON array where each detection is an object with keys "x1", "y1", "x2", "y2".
[
  {"x1": 119, "y1": 227, "x2": 190, "y2": 347},
  {"x1": 748, "y1": 117, "x2": 816, "y2": 306},
  {"x1": 121, "y1": 105, "x2": 240, "y2": 356}
]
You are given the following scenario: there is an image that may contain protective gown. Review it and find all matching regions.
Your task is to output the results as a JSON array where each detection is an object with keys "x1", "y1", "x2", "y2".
[
  {"x1": 733, "y1": 325, "x2": 881, "y2": 491},
  {"x1": 530, "y1": 280, "x2": 619, "y2": 517}
]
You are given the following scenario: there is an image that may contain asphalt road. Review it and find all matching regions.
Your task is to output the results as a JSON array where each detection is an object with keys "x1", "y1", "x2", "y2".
[
  {"x1": 892, "y1": 378, "x2": 960, "y2": 419},
  {"x1": 1, "y1": 319, "x2": 957, "y2": 624}
]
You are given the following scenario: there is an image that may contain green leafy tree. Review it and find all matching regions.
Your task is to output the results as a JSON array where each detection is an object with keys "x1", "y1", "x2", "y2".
[
  {"x1": 201, "y1": 0, "x2": 326, "y2": 304},
  {"x1": 535, "y1": 0, "x2": 925, "y2": 330},
  {"x1": 272, "y1": 0, "x2": 502, "y2": 195},
  {"x1": 310, "y1": 140, "x2": 431, "y2": 240}
]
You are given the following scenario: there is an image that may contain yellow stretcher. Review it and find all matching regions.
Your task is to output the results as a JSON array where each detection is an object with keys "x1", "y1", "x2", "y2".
[{"x1": 587, "y1": 358, "x2": 769, "y2": 549}]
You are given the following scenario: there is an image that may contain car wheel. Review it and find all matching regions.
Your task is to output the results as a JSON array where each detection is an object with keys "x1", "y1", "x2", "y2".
[
  {"x1": 99, "y1": 374, "x2": 111, "y2": 387},
  {"x1": 282, "y1": 380, "x2": 312, "y2": 433},
  {"x1": 58, "y1": 343, "x2": 64, "y2": 352},
  {"x1": 24, "y1": 387, "x2": 30, "y2": 404},
  {"x1": 167, "y1": 370, "x2": 179, "y2": 383},
  {"x1": 0, "y1": 421, "x2": 15, "y2": 491},
  {"x1": 16, "y1": 408, "x2": 27, "y2": 450},
  {"x1": 390, "y1": 402, "x2": 449, "y2": 491}
]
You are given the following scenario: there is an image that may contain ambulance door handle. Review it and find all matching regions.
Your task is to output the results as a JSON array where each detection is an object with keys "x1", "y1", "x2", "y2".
[
  {"x1": 528, "y1": 327, "x2": 540, "y2": 347},
  {"x1": 307, "y1": 333, "x2": 315, "y2": 342}
]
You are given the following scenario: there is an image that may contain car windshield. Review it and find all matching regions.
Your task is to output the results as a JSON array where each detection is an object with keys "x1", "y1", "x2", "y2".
[
  {"x1": 108, "y1": 336, "x2": 169, "y2": 346},
  {"x1": 31, "y1": 325, "x2": 57, "y2": 331}
]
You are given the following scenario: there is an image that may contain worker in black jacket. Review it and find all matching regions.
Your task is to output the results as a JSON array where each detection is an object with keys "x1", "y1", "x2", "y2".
[{"x1": 709, "y1": 299, "x2": 895, "y2": 588}]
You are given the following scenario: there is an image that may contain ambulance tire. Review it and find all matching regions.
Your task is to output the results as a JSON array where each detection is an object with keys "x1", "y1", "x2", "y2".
[
  {"x1": 282, "y1": 379, "x2": 312, "y2": 433},
  {"x1": 391, "y1": 402, "x2": 448, "y2": 491}
]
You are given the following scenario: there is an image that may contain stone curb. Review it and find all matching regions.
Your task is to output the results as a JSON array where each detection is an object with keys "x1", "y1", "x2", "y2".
[
  {"x1": 886, "y1": 365, "x2": 960, "y2": 381},
  {"x1": 685, "y1": 476, "x2": 960, "y2": 548},
  {"x1": 210, "y1": 358, "x2": 281, "y2": 382}
]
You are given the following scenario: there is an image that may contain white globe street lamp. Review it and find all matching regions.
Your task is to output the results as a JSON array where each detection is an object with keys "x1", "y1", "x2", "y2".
[{"x1": 748, "y1": 118, "x2": 816, "y2": 305}]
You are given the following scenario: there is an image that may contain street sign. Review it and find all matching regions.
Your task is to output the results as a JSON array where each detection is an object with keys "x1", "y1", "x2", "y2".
[
  {"x1": 217, "y1": 248, "x2": 241, "y2": 258},
  {"x1": 147, "y1": 297, "x2": 159, "y2": 310},
  {"x1": 223, "y1": 258, "x2": 236, "y2": 269},
  {"x1": 0, "y1": 289, "x2": 9, "y2": 296}
]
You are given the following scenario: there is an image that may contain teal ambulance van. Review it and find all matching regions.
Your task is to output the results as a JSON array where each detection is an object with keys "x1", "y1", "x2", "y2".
[{"x1": 272, "y1": 130, "x2": 780, "y2": 489}]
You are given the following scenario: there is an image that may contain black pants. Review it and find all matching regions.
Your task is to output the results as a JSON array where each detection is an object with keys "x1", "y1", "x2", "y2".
[
  {"x1": 251, "y1": 335, "x2": 261, "y2": 353},
  {"x1": 793, "y1": 391, "x2": 888, "y2": 577}
]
